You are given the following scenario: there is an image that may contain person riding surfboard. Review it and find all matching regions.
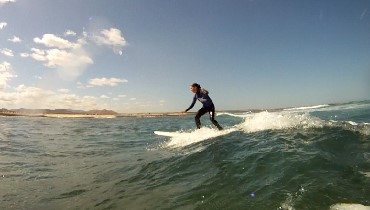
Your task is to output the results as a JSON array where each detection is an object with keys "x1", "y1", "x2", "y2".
[{"x1": 184, "y1": 83, "x2": 223, "y2": 130}]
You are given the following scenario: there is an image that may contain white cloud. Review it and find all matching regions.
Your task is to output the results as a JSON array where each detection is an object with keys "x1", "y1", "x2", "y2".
[
  {"x1": 15, "y1": 84, "x2": 54, "y2": 99},
  {"x1": 0, "y1": 84, "x2": 104, "y2": 110},
  {"x1": 93, "y1": 28, "x2": 126, "y2": 47},
  {"x1": 118, "y1": 94, "x2": 126, "y2": 98},
  {"x1": 34, "y1": 34, "x2": 77, "y2": 49},
  {"x1": 30, "y1": 48, "x2": 47, "y2": 61},
  {"x1": 92, "y1": 28, "x2": 126, "y2": 55},
  {"x1": 49, "y1": 94, "x2": 101, "y2": 110},
  {"x1": 83, "y1": 95, "x2": 96, "y2": 100},
  {"x1": 0, "y1": 0, "x2": 16, "y2": 6},
  {"x1": 27, "y1": 46, "x2": 93, "y2": 80},
  {"x1": 1, "y1": 48, "x2": 14, "y2": 57},
  {"x1": 31, "y1": 48, "x2": 45, "y2": 55},
  {"x1": 23, "y1": 28, "x2": 126, "y2": 80},
  {"x1": 88, "y1": 77, "x2": 128, "y2": 87},
  {"x1": 45, "y1": 48, "x2": 93, "y2": 68},
  {"x1": 0, "y1": 22, "x2": 7, "y2": 29},
  {"x1": 64, "y1": 30, "x2": 76, "y2": 37},
  {"x1": 0, "y1": 85, "x2": 53, "y2": 108},
  {"x1": 58, "y1": 88, "x2": 70, "y2": 93},
  {"x1": 24, "y1": 33, "x2": 95, "y2": 80},
  {"x1": 77, "y1": 81, "x2": 86, "y2": 89},
  {"x1": 129, "y1": 98, "x2": 136, "y2": 101},
  {"x1": 8, "y1": 36, "x2": 21, "y2": 43},
  {"x1": 20, "y1": 52, "x2": 30, "y2": 58},
  {"x1": 49, "y1": 48, "x2": 94, "y2": 80},
  {"x1": 48, "y1": 93, "x2": 96, "y2": 109},
  {"x1": 0, "y1": 91, "x2": 16, "y2": 102},
  {"x1": 100, "y1": 94, "x2": 110, "y2": 99},
  {"x1": 0, "y1": 62, "x2": 17, "y2": 89}
]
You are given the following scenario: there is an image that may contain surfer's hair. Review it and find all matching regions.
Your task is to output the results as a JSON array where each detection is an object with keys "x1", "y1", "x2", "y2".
[{"x1": 191, "y1": 83, "x2": 201, "y2": 89}]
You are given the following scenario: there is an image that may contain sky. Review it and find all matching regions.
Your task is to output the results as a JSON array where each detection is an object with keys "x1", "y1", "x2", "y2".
[{"x1": 0, "y1": 0, "x2": 369, "y2": 113}]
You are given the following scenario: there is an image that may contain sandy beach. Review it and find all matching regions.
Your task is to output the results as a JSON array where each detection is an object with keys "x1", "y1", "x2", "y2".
[
  {"x1": 43, "y1": 114, "x2": 117, "y2": 118},
  {"x1": 0, "y1": 111, "x2": 194, "y2": 118}
]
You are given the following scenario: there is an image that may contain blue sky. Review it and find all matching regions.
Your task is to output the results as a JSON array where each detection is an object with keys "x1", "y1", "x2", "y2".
[{"x1": 0, "y1": 0, "x2": 369, "y2": 113}]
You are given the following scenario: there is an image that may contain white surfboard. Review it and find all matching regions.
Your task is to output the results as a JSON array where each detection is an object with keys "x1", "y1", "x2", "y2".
[
  {"x1": 154, "y1": 127, "x2": 238, "y2": 148},
  {"x1": 154, "y1": 131, "x2": 186, "y2": 137}
]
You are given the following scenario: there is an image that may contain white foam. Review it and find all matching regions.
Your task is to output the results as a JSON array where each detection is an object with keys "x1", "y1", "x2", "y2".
[
  {"x1": 330, "y1": 203, "x2": 370, "y2": 210},
  {"x1": 157, "y1": 107, "x2": 369, "y2": 149},
  {"x1": 338, "y1": 122, "x2": 370, "y2": 136},
  {"x1": 278, "y1": 193, "x2": 295, "y2": 210},
  {"x1": 238, "y1": 111, "x2": 323, "y2": 133},
  {"x1": 156, "y1": 111, "x2": 323, "y2": 149},
  {"x1": 217, "y1": 112, "x2": 252, "y2": 118},
  {"x1": 347, "y1": 121, "x2": 358, "y2": 126},
  {"x1": 283, "y1": 104, "x2": 330, "y2": 111},
  {"x1": 313, "y1": 102, "x2": 370, "y2": 113},
  {"x1": 359, "y1": 171, "x2": 370, "y2": 178},
  {"x1": 162, "y1": 127, "x2": 237, "y2": 148}
]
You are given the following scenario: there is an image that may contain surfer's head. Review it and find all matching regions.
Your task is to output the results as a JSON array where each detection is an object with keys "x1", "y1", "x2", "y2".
[{"x1": 190, "y1": 83, "x2": 200, "y2": 93}]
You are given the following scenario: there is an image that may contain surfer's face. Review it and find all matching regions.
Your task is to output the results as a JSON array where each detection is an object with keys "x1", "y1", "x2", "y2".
[{"x1": 191, "y1": 86, "x2": 198, "y2": 93}]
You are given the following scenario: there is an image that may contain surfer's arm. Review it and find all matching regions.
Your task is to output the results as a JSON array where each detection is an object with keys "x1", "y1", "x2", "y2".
[{"x1": 185, "y1": 97, "x2": 196, "y2": 112}]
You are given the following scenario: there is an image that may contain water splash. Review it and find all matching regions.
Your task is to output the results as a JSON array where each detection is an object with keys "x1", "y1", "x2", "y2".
[
  {"x1": 329, "y1": 203, "x2": 370, "y2": 210},
  {"x1": 238, "y1": 111, "x2": 323, "y2": 133}
]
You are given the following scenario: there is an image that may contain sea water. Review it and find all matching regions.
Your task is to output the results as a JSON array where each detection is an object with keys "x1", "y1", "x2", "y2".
[{"x1": 0, "y1": 100, "x2": 369, "y2": 210}]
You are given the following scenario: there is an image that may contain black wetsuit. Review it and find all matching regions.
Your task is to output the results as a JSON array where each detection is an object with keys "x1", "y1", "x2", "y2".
[{"x1": 185, "y1": 89, "x2": 223, "y2": 130}]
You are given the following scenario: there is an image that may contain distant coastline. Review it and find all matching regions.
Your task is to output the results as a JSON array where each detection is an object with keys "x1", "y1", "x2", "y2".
[
  {"x1": 0, "y1": 108, "x2": 194, "y2": 118},
  {"x1": 4, "y1": 100, "x2": 366, "y2": 118}
]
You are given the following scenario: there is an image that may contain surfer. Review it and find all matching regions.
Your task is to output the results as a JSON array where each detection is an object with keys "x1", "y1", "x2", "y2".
[{"x1": 184, "y1": 83, "x2": 223, "y2": 130}]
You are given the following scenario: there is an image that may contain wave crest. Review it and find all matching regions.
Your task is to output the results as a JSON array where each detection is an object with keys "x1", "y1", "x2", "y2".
[{"x1": 238, "y1": 111, "x2": 323, "y2": 133}]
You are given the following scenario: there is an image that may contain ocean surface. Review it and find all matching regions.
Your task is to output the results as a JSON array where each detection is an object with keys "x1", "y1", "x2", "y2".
[{"x1": 1, "y1": 100, "x2": 370, "y2": 210}]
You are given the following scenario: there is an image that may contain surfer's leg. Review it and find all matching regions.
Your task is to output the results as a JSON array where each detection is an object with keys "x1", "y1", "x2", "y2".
[
  {"x1": 209, "y1": 107, "x2": 223, "y2": 130},
  {"x1": 195, "y1": 108, "x2": 207, "y2": 129}
]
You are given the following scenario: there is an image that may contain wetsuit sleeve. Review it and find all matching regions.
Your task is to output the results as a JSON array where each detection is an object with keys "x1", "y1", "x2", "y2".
[{"x1": 185, "y1": 96, "x2": 196, "y2": 112}]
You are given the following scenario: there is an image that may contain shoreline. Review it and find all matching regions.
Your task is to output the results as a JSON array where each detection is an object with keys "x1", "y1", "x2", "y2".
[{"x1": 0, "y1": 112, "x2": 195, "y2": 118}]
